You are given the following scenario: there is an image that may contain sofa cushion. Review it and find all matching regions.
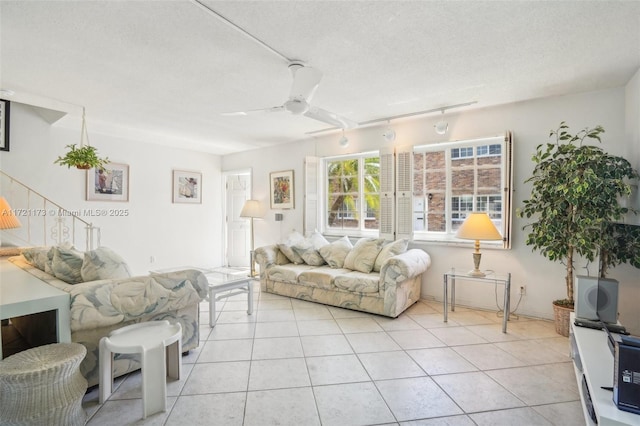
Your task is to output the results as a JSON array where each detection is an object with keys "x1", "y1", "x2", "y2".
[
  {"x1": 373, "y1": 239, "x2": 409, "y2": 272},
  {"x1": 334, "y1": 271, "x2": 380, "y2": 293},
  {"x1": 318, "y1": 236, "x2": 352, "y2": 268},
  {"x1": 51, "y1": 246, "x2": 84, "y2": 284},
  {"x1": 277, "y1": 231, "x2": 305, "y2": 264},
  {"x1": 292, "y1": 232, "x2": 329, "y2": 266},
  {"x1": 81, "y1": 246, "x2": 132, "y2": 281},
  {"x1": 298, "y1": 268, "x2": 351, "y2": 290},
  {"x1": 267, "y1": 264, "x2": 316, "y2": 284},
  {"x1": 343, "y1": 238, "x2": 386, "y2": 273},
  {"x1": 21, "y1": 246, "x2": 52, "y2": 271}
]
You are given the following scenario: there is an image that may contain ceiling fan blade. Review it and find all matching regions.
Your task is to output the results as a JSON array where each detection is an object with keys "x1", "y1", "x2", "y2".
[
  {"x1": 304, "y1": 106, "x2": 358, "y2": 129},
  {"x1": 222, "y1": 106, "x2": 284, "y2": 116},
  {"x1": 289, "y1": 66, "x2": 323, "y2": 102}
]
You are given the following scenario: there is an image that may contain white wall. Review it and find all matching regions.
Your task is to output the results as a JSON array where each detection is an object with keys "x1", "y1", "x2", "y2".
[
  {"x1": 0, "y1": 102, "x2": 223, "y2": 275},
  {"x1": 223, "y1": 86, "x2": 640, "y2": 333}
]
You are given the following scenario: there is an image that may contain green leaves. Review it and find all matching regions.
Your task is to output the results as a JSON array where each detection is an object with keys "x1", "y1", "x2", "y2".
[
  {"x1": 521, "y1": 122, "x2": 639, "y2": 300},
  {"x1": 54, "y1": 144, "x2": 109, "y2": 170}
]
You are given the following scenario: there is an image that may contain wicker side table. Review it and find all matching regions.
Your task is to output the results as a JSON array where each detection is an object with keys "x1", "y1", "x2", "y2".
[{"x1": 0, "y1": 343, "x2": 88, "y2": 426}]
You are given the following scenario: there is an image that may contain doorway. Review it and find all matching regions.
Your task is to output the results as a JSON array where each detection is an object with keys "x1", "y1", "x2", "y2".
[{"x1": 224, "y1": 169, "x2": 251, "y2": 268}]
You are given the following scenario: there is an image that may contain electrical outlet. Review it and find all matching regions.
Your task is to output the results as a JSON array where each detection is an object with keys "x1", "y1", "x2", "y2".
[
  {"x1": 520, "y1": 285, "x2": 526, "y2": 295},
  {"x1": 150, "y1": 255, "x2": 155, "y2": 264}
]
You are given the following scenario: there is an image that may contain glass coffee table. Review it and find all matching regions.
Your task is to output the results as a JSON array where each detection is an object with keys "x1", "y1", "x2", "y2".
[
  {"x1": 202, "y1": 270, "x2": 253, "y2": 328},
  {"x1": 151, "y1": 267, "x2": 253, "y2": 328}
]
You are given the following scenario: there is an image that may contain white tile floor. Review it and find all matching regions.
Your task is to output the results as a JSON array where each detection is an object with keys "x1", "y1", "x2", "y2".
[{"x1": 83, "y1": 283, "x2": 585, "y2": 425}]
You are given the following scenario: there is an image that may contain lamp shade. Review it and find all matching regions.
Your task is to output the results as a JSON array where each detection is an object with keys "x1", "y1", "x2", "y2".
[
  {"x1": 0, "y1": 197, "x2": 22, "y2": 229},
  {"x1": 240, "y1": 199, "x2": 264, "y2": 219},
  {"x1": 455, "y1": 212, "x2": 502, "y2": 241}
]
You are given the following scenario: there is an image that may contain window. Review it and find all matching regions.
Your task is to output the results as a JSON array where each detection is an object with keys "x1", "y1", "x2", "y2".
[
  {"x1": 305, "y1": 134, "x2": 512, "y2": 247},
  {"x1": 412, "y1": 136, "x2": 511, "y2": 244},
  {"x1": 323, "y1": 153, "x2": 380, "y2": 234}
]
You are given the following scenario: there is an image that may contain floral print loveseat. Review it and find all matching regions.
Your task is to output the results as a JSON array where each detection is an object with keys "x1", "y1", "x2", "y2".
[
  {"x1": 7, "y1": 247, "x2": 207, "y2": 387},
  {"x1": 255, "y1": 234, "x2": 431, "y2": 317}
]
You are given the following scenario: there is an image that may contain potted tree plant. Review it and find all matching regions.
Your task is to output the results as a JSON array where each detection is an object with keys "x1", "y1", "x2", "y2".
[
  {"x1": 598, "y1": 221, "x2": 640, "y2": 278},
  {"x1": 520, "y1": 122, "x2": 638, "y2": 336}
]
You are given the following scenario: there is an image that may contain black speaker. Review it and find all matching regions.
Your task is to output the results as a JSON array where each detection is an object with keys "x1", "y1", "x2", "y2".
[{"x1": 575, "y1": 275, "x2": 619, "y2": 324}]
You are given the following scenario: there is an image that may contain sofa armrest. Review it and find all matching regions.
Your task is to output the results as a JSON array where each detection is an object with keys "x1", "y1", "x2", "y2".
[
  {"x1": 255, "y1": 245, "x2": 290, "y2": 276},
  {"x1": 67, "y1": 269, "x2": 207, "y2": 332},
  {"x1": 380, "y1": 249, "x2": 431, "y2": 287}
]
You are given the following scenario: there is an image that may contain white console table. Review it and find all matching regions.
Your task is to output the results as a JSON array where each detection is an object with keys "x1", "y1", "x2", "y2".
[
  {"x1": 0, "y1": 258, "x2": 71, "y2": 359},
  {"x1": 570, "y1": 312, "x2": 640, "y2": 425}
]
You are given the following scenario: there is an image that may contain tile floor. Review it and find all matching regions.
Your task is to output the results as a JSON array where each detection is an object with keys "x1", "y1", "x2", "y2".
[{"x1": 83, "y1": 283, "x2": 585, "y2": 425}]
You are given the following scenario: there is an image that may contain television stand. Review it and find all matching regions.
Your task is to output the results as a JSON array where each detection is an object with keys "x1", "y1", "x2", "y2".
[{"x1": 570, "y1": 313, "x2": 639, "y2": 425}]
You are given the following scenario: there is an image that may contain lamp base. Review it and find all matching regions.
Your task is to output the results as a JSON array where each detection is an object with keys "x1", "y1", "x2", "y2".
[
  {"x1": 467, "y1": 269, "x2": 486, "y2": 278},
  {"x1": 249, "y1": 250, "x2": 257, "y2": 278}
]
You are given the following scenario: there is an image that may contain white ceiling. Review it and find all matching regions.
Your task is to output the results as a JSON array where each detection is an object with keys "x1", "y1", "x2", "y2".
[{"x1": 1, "y1": 1, "x2": 639, "y2": 155}]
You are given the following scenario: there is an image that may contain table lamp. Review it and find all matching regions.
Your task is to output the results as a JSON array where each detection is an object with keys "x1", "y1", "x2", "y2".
[
  {"x1": 455, "y1": 212, "x2": 502, "y2": 277},
  {"x1": 240, "y1": 199, "x2": 264, "y2": 277},
  {"x1": 0, "y1": 197, "x2": 22, "y2": 229}
]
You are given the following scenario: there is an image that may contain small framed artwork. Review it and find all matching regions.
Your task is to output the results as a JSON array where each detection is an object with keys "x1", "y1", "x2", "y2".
[
  {"x1": 270, "y1": 169, "x2": 294, "y2": 209},
  {"x1": 0, "y1": 99, "x2": 10, "y2": 151},
  {"x1": 86, "y1": 163, "x2": 130, "y2": 201},
  {"x1": 173, "y1": 170, "x2": 202, "y2": 204}
]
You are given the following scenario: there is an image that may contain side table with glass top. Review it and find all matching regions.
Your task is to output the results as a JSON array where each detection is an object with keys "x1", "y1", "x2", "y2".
[
  {"x1": 443, "y1": 269, "x2": 511, "y2": 333},
  {"x1": 150, "y1": 267, "x2": 253, "y2": 328},
  {"x1": 203, "y1": 270, "x2": 253, "y2": 328}
]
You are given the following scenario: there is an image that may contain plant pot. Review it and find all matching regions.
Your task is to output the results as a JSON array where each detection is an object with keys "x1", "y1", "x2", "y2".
[
  {"x1": 76, "y1": 164, "x2": 91, "y2": 170},
  {"x1": 553, "y1": 302, "x2": 573, "y2": 337}
]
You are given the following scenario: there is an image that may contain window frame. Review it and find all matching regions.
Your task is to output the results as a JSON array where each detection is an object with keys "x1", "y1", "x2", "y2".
[
  {"x1": 320, "y1": 151, "x2": 381, "y2": 238},
  {"x1": 412, "y1": 136, "x2": 511, "y2": 247}
]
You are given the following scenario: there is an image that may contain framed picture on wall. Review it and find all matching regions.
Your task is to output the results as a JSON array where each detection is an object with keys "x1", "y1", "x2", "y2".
[
  {"x1": 0, "y1": 99, "x2": 10, "y2": 151},
  {"x1": 270, "y1": 169, "x2": 294, "y2": 209},
  {"x1": 86, "y1": 163, "x2": 129, "y2": 201},
  {"x1": 173, "y1": 170, "x2": 202, "y2": 204}
]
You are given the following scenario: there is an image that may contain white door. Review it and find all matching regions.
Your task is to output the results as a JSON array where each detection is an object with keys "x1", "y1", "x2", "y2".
[{"x1": 225, "y1": 173, "x2": 251, "y2": 267}]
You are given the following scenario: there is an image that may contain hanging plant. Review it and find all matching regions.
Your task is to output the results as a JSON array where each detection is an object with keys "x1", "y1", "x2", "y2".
[
  {"x1": 54, "y1": 144, "x2": 109, "y2": 170},
  {"x1": 54, "y1": 106, "x2": 109, "y2": 170}
]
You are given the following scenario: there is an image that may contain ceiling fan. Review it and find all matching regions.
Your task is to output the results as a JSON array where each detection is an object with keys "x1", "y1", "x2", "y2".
[{"x1": 223, "y1": 62, "x2": 358, "y2": 129}]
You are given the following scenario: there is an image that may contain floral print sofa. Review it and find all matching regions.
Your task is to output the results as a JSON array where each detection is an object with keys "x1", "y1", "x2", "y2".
[
  {"x1": 255, "y1": 234, "x2": 431, "y2": 317},
  {"x1": 7, "y1": 247, "x2": 208, "y2": 387}
]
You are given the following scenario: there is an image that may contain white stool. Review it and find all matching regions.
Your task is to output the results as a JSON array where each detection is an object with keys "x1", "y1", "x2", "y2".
[{"x1": 99, "y1": 320, "x2": 182, "y2": 419}]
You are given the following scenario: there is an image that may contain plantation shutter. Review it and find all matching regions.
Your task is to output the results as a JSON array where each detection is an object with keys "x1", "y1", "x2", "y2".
[
  {"x1": 379, "y1": 147, "x2": 395, "y2": 240},
  {"x1": 503, "y1": 131, "x2": 514, "y2": 249},
  {"x1": 395, "y1": 145, "x2": 414, "y2": 240},
  {"x1": 304, "y1": 156, "x2": 319, "y2": 236}
]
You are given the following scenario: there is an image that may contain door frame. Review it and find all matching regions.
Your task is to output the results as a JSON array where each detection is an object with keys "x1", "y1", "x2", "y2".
[{"x1": 222, "y1": 168, "x2": 252, "y2": 267}]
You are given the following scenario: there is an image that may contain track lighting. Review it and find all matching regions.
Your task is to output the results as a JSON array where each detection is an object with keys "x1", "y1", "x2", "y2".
[
  {"x1": 382, "y1": 121, "x2": 396, "y2": 142},
  {"x1": 434, "y1": 110, "x2": 448, "y2": 135},
  {"x1": 338, "y1": 130, "x2": 349, "y2": 147}
]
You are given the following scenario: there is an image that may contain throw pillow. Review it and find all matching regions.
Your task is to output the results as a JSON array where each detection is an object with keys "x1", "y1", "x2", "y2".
[
  {"x1": 343, "y1": 238, "x2": 386, "y2": 273},
  {"x1": 292, "y1": 231, "x2": 329, "y2": 266},
  {"x1": 51, "y1": 246, "x2": 84, "y2": 284},
  {"x1": 277, "y1": 231, "x2": 305, "y2": 264},
  {"x1": 81, "y1": 246, "x2": 132, "y2": 281},
  {"x1": 373, "y1": 239, "x2": 409, "y2": 272},
  {"x1": 318, "y1": 236, "x2": 353, "y2": 268},
  {"x1": 21, "y1": 246, "x2": 53, "y2": 271}
]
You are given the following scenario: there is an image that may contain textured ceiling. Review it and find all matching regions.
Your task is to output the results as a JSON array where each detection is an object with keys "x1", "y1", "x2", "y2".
[{"x1": 1, "y1": 1, "x2": 639, "y2": 155}]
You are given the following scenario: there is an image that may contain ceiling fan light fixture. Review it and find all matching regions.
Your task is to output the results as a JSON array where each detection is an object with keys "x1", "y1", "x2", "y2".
[{"x1": 284, "y1": 99, "x2": 309, "y2": 115}]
